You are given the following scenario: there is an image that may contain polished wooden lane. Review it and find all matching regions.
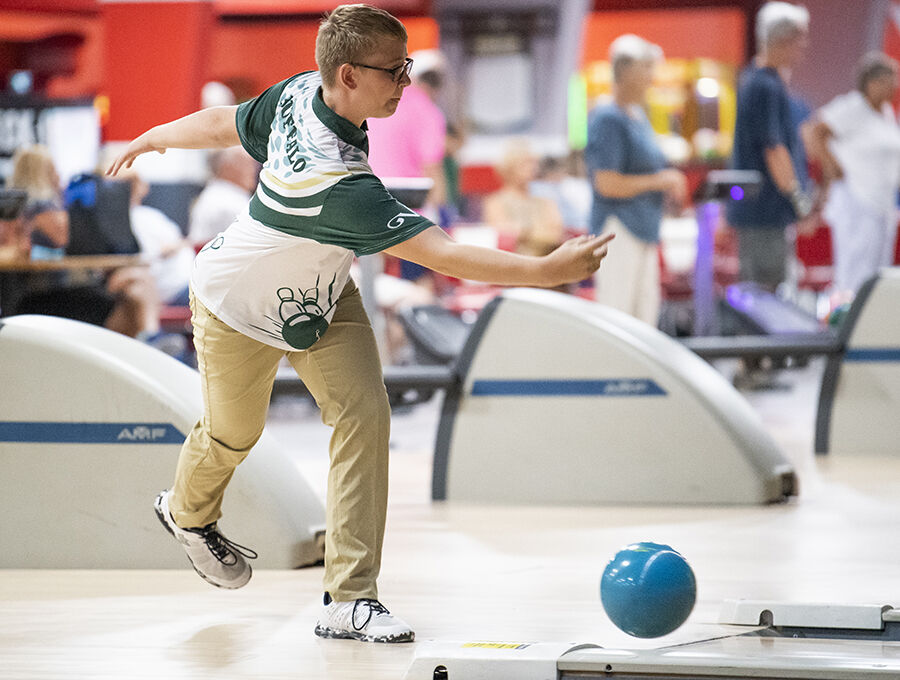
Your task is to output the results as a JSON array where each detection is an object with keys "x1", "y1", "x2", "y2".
[{"x1": 1, "y1": 358, "x2": 898, "y2": 679}]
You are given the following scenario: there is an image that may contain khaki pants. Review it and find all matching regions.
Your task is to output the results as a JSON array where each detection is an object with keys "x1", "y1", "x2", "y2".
[
  {"x1": 593, "y1": 216, "x2": 661, "y2": 327},
  {"x1": 169, "y1": 279, "x2": 390, "y2": 601}
]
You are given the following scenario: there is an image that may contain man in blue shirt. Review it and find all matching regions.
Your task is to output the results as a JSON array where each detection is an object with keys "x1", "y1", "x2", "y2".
[{"x1": 727, "y1": 1, "x2": 814, "y2": 292}]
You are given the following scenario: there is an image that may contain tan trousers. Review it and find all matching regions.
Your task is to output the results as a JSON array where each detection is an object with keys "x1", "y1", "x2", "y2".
[
  {"x1": 169, "y1": 279, "x2": 391, "y2": 602},
  {"x1": 593, "y1": 215, "x2": 661, "y2": 327}
]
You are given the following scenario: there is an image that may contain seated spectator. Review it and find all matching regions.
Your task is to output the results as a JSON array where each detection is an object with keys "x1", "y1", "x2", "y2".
[
  {"x1": 482, "y1": 139, "x2": 565, "y2": 257},
  {"x1": 530, "y1": 152, "x2": 593, "y2": 233},
  {"x1": 188, "y1": 146, "x2": 259, "y2": 248},
  {"x1": 8, "y1": 145, "x2": 68, "y2": 258},
  {"x1": 0, "y1": 192, "x2": 30, "y2": 263},
  {"x1": 121, "y1": 170, "x2": 194, "y2": 306},
  {"x1": 6, "y1": 145, "x2": 160, "y2": 339}
]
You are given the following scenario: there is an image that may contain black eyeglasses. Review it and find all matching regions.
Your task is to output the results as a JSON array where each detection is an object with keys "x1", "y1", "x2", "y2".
[{"x1": 351, "y1": 57, "x2": 414, "y2": 83}]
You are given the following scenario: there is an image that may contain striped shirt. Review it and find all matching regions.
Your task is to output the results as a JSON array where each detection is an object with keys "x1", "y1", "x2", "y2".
[{"x1": 190, "y1": 71, "x2": 433, "y2": 351}]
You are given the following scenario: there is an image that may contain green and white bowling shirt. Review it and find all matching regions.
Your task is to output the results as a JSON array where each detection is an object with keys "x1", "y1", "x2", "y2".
[{"x1": 190, "y1": 71, "x2": 433, "y2": 351}]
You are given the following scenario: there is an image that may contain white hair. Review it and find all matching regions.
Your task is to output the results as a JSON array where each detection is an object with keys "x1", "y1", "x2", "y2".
[
  {"x1": 756, "y1": 2, "x2": 810, "y2": 49},
  {"x1": 609, "y1": 34, "x2": 663, "y2": 82},
  {"x1": 201, "y1": 81, "x2": 235, "y2": 108},
  {"x1": 410, "y1": 49, "x2": 445, "y2": 77}
]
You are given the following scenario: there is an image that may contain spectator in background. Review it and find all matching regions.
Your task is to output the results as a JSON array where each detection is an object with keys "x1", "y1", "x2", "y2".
[
  {"x1": 8, "y1": 144, "x2": 68, "y2": 258},
  {"x1": 122, "y1": 170, "x2": 194, "y2": 307},
  {"x1": 7, "y1": 145, "x2": 159, "y2": 339},
  {"x1": 201, "y1": 81, "x2": 236, "y2": 109},
  {"x1": 803, "y1": 51, "x2": 900, "y2": 301},
  {"x1": 367, "y1": 49, "x2": 449, "y2": 287},
  {"x1": 727, "y1": 2, "x2": 814, "y2": 294},
  {"x1": 366, "y1": 48, "x2": 448, "y2": 219},
  {"x1": 0, "y1": 191, "x2": 30, "y2": 263},
  {"x1": 531, "y1": 152, "x2": 593, "y2": 233},
  {"x1": 727, "y1": 2, "x2": 815, "y2": 389},
  {"x1": 585, "y1": 34, "x2": 687, "y2": 326},
  {"x1": 482, "y1": 138, "x2": 565, "y2": 257},
  {"x1": 441, "y1": 122, "x2": 466, "y2": 224},
  {"x1": 188, "y1": 146, "x2": 259, "y2": 248}
]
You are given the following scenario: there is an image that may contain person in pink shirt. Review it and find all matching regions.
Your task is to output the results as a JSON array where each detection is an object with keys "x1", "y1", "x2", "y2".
[
  {"x1": 366, "y1": 49, "x2": 448, "y2": 216},
  {"x1": 367, "y1": 50, "x2": 448, "y2": 284}
]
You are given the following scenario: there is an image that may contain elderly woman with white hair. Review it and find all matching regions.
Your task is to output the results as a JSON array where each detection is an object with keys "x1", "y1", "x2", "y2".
[
  {"x1": 803, "y1": 52, "x2": 900, "y2": 301},
  {"x1": 727, "y1": 2, "x2": 813, "y2": 295},
  {"x1": 585, "y1": 34, "x2": 687, "y2": 327}
]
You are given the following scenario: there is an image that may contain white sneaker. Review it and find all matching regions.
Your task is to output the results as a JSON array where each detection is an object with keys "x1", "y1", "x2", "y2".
[
  {"x1": 314, "y1": 593, "x2": 415, "y2": 643},
  {"x1": 154, "y1": 490, "x2": 256, "y2": 589}
]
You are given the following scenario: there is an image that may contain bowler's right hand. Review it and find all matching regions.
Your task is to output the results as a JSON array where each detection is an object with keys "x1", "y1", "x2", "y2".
[{"x1": 542, "y1": 232, "x2": 615, "y2": 287}]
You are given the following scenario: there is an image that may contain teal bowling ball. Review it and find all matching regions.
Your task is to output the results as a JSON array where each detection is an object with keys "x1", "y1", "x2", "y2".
[{"x1": 600, "y1": 542, "x2": 696, "y2": 638}]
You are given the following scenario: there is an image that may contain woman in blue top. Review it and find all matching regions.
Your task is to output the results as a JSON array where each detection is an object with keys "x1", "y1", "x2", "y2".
[{"x1": 585, "y1": 34, "x2": 687, "y2": 326}]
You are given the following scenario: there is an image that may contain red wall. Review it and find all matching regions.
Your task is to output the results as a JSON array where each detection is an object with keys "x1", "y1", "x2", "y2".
[
  {"x1": 9, "y1": 2, "x2": 743, "y2": 141},
  {"x1": 214, "y1": 0, "x2": 428, "y2": 14},
  {"x1": 103, "y1": 2, "x2": 214, "y2": 140},
  {"x1": 884, "y1": 0, "x2": 900, "y2": 110},
  {"x1": 581, "y1": 8, "x2": 745, "y2": 65},
  {"x1": 210, "y1": 20, "x2": 321, "y2": 100},
  {"x1": 0, "y1": 9, "x2": 103, "y2": 99},
  {"x1": 209, "y1": 15, "x2": 439, "y2": 101},
  {"x1": 102, "y1": 9, "x2": 438, "y2": 139}
]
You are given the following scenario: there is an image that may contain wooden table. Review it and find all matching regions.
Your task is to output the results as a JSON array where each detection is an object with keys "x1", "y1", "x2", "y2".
[{"x1": 0, "y1": 254, "x2": 147, "y2": 273}]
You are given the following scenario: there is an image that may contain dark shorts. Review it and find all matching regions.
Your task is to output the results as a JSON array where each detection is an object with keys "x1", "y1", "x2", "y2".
[{"x1": 736, "y1": 227, "x2": 788, "y2": 292}]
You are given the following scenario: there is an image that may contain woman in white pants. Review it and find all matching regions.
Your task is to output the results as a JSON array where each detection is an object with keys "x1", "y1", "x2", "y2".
[
  {"x1": 584, "y1": 35, "x2": 687, "y2": 327},
  {"x1": 804, "y1": 52, "x2": 900, "y2": 300}
]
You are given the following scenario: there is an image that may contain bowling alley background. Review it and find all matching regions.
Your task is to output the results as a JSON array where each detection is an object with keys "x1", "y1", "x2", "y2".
[{"x1": 1, "y1": 0, "x2": 897, "y2": 186}]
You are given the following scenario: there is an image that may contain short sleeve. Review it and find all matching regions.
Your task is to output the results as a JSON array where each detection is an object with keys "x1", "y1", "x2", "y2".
[
  {"x1": 317, "y1": 174, "x2": 434, "y2": 256},
  {"x1": 819, "y1": 92, "x2": 860, "y2": 138},
  {"x1": 585, "y1": 109, "x2": 627, "y2": 173},
  {"x1": 752, "y1": 77, "x2": 788, "y2": 149},
  {"x1": 235, "y1": 75, "x2": 298, "y2": 163}
]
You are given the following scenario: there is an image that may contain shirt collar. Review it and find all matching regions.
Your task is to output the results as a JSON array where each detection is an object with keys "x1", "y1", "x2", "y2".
[{"x1": 312, "y1": 86, "x2": 369, "y2": 154}]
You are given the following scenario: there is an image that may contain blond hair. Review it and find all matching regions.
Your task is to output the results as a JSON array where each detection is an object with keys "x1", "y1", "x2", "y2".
[
  {"x1": 495, "y1": 138, "x2": 537, "y2": 184},
  {"x1": 9, "y1": 145, "x2": 59, "y2": 202},
  {"x1": 315, "y1": 4, "x2": 407, "y2": 87}
]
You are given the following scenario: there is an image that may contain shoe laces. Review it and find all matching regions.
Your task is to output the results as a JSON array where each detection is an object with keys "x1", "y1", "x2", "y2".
[
  {"x1": 351, "y1": 598, "x2": 390, "y2": 631},
  {"x1": 197, "y1": 524, "x2": 259, "y2": 565}
]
